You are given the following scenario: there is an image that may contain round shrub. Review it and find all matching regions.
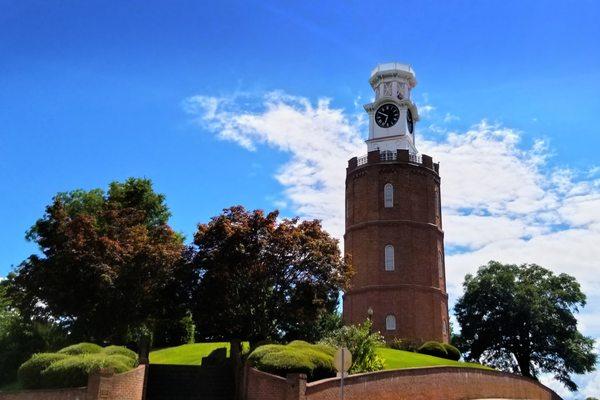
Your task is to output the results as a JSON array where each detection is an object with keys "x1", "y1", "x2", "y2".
[
  {"x1": 102, "y1": 345, "x2": 137, "y2": 360},
  {"x1": 57, "y1": 342, "x2": 103, "y2": 356},
  {"x1": 442, "y1": 343, "x2": 461, "y2": 361},
  {"x1": 248, "y1": 342, "x2": 336, "y2": 381},
  {"x1": 41, "y1": 354, "x2": 130, "y2": 388},
  {"x1": 107, "y1": 354, "x2": 138, "y2": 369},
  {"x1": 18, "y1": 353, "x2": 68, "y2": 389},
  {"x1": 417, "y1": 341, "x2": 448, "y2": 358}
]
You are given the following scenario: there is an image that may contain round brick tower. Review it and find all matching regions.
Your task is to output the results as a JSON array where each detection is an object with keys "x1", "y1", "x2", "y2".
[{"x1": 342, "y1": 63, "x2": 449, "y2": 343}]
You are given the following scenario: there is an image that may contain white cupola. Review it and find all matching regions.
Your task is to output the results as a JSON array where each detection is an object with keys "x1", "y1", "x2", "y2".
[{"x1": 364, "y1": 62, "x2": 420, "y2": 155}]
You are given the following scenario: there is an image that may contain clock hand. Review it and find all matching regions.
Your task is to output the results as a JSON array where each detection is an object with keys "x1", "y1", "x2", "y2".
[{"x1": 377, "y1": 111, "x2": 388, "y2": 117}]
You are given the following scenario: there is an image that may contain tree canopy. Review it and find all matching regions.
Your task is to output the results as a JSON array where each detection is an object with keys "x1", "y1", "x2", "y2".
[
  {"x1": 8, "y1": 178, "x2": 193, "y2": 343},
  {"x1": 191, "y1": 206, "x2": 352, "y2": 342},
  {"x1": 455, "y1": 261, "x2": 596, "y2": 391}
]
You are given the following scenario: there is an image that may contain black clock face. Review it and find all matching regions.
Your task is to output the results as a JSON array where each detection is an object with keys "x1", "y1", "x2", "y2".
[
  {"x1": 407, "y1": 109, "x2": 414, "y2": 134},
  {"x1": 375, "y1": 103, "x2": 400, "y2": 128}
]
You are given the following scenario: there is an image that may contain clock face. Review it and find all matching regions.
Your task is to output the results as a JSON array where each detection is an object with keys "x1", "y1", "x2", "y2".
[
  {"x1": 407, "y1": 109, "x2": 414, "y2": 134},
  {"x1": 375, "y1": 103, "x2": 400, "y2": 128}
]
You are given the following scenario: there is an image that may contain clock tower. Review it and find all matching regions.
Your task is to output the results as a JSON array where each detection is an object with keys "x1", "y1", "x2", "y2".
[{"x1": 343, "y1": 63, "x2": 449, "y2": 343}]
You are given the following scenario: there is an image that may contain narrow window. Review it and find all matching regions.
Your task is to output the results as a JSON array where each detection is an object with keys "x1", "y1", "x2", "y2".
[
  {"x1": 384, "y1": 183, "x2": 393, "y2": 208},
  {"x1": 384, "y1": 245, "x2": 394, "y2": 271},
  {"x1": 386, "y1": 315, "x2": 397, "y2": 331},
  {"x1": 438, "y1": 250, "x2": 444, "y2": 279}
]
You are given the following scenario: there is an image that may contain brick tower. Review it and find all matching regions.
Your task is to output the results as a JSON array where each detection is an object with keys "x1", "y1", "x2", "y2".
[{"x1": 343, "y1": 63, "x2": 449, "y2": 343}]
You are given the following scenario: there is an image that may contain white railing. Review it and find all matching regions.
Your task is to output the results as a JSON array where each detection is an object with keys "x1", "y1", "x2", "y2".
[
  {"x1": 355, "y1": 152, "x2": 423, "y2": 167},
  {"x1": 380, "y1": 151, "x2": 396, "y2": 161},
  {"x1": 409, "y1": 153, "x2": 422, "y2": 164}
]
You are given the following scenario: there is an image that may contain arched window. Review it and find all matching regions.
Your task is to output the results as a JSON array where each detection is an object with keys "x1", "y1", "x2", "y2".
[
  {"x1": 384, "y1": 245, "x2": 394, "y2": 271},
  {"x1": 384, "y1": 183, "x2": 393, "y2": 208},
  {"x1": 385, "y1": 315, "x2": 396, "y2": 331}
]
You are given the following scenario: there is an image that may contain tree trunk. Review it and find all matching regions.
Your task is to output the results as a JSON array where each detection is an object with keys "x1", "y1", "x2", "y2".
[{"x1": 516, "y1": 354, "x2": 532, "y2": 378}]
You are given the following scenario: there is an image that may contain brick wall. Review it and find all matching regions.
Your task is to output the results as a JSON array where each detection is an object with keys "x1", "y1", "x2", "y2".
[
  {"x1": 88, "y1": 365, "x2": 146, "y2": 400},
  {"x1": 0, "y1": 388, "x2": 87, "y2": 400},
  {"x1": 244, "y1": 366, "x2": 563, "y2": 400},
  {"x1": 245, "y1": 367, "x2": 288, "y2": 400},
  {"x1": 306, "y1": 367, "x2": 562, "y2": 400},
  {"x1": 0, "y1": 365, "x2": 147, "y2": 400},
  {"x1": 344, "y1": 150, "x2": 449, "y2": 343}
]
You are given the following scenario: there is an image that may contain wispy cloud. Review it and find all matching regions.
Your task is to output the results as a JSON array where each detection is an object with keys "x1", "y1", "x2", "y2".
[{"x1": 186, "y1": 91, "x2": 600, "y2": 396}]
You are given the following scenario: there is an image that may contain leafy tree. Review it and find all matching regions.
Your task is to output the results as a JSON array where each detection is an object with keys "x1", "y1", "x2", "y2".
[
  {"x1": 8, "y1": 178, "x2": 193, "y2": 344},
  {"x1": 455, "y1": 261, "x2": 596, "y2": 391},
  {"x1": 0, "y1": 281, "x2": 67, "y2": 385},
  {"x1": 319, "y1": 319, "x2": 385, "y2": 373},
  {"x1": 191, "y1": 206, "x2": 352, "y2": 342}
]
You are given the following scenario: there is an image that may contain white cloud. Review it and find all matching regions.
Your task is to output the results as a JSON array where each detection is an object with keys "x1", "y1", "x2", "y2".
[{"x1": 186, "y1": 91, "x2": 600, "y2": 397}]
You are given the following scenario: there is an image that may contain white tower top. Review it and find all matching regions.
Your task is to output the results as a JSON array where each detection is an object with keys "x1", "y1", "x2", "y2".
[{"x1": 364, "y1": 62, "x2": 420, "y2": 155}]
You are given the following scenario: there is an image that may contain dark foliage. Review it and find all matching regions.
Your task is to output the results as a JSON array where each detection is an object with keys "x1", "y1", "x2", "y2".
[{"x1": 191, "y1": 206, "x2": 352, "y2": 342}]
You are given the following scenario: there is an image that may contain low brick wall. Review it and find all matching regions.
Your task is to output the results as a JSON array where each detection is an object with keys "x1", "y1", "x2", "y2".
[
  {"x1": 245, "y1": 367, "x2": 288, "y2": 400},
  {"x1": 0, "y1": 388, "x2": 87, "y2": 400},
  {"x1": 88, "y1": 365, "x2": 147, "y2": 400},
  {"x1": 0, "y1": 365, "x2": 147, "y2": 400},
  {"x1": 244, "y1": 366, "x2": 562, "y2": 400}
]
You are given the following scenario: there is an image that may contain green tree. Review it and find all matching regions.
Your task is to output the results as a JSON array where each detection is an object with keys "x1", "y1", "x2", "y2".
[
  {"x1": 455, "y1": 261, "x2": 596, "y2": 391},
  {"x1": 8, "y1": 178, "x2": 193, "y2": 344},
  {"x1": 191, "y1": 206, "x2": 352, "y2": 342},
  {"x1": 0, "y1": 281, "x2": 67, "y2": 385}
]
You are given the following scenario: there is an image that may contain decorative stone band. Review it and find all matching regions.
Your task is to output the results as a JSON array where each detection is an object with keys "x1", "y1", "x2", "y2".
[{"x1": 349, "y1": 149, "x2": 439, "y2": 174}]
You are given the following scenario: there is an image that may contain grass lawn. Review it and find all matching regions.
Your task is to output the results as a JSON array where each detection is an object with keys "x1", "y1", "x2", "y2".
[
  {"x1": 150, "y1": 342, "x2": 250, "y2": 365},
  {"x1": 150, "y1": 342, "x2": 489, "y2": 371},
  {"x1": 377, "y1": 347, "x2": 491, "y2": 370}
]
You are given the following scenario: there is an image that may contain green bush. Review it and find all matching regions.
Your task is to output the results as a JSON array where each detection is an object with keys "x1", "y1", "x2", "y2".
[
  {"x1": 248, "y1": 341, "x2": 336, "y2": 381},
  {"x1": 389, "y1": 338, "x2": 422, "y2": 352},
  {"x1": 17, "y1": 353, "x2": 68, "y2": 389},
  {"x1": 57, "y1": 343, "x2": 103, "y2": 356},
  {"x1": 442, "y1": 343, "x2": 461, "y2": 361},
  {"x1": 102, "y1": 345, "x2": 137, "y2": 360},
  {"x1": 106, "y1": 354, "x2": 138, "y2": 369},
  {"x1": 417, "y1": 341, "x2": 448, "y2": 358},
  {"x1": 319, "y1": 319, "x2": 385, "y2": 374},
  {"x1": 41, "y1": 354, "x2": 129, "y2": 388}
]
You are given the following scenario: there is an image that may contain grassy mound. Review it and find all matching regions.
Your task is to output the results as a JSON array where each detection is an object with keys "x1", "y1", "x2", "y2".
[
  {"x1": 376, "y1": 348, "x2": 490, "y2": 370},
  {"x1": 248, "y1": 341, "x2": 336, "y2": 381},
  {"x1": 149, "y1": 342, "x2": 250, "y2": 365}
]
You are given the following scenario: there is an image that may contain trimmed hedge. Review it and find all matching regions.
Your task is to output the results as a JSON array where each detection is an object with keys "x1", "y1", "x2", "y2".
[
  {"x1": 442, "y1": 343, "x2": 461, "y2": 361},
  {"x1": 417, "y1": 341, "x2": 448, "y2": 358},
  {"x1": 248, "y1": 341, "x2": 336, "y2": 381},
  {"x1": 107, "y1": 354, "x2": 138, "y2": 369},
  {"x1": 18, "y1": 353, "x2": 68, "y2": 389},
  {"x1": 41, "y1": 354, "x2": 129, "y2": 389},
  {"x1": 102, "y1": 345, "x2": 137, "y2": 360},
  {"x1": 17, "y1": 343, "x2": 138, "y2": 389},
  {"x1": 57, "y1": 343, "x2": 103, "y2": 356}
]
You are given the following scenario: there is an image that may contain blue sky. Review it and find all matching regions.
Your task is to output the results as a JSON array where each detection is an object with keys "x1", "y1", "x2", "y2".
[{"x1": 2, "y1": 1, "x2": 600, "y2": 395}]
